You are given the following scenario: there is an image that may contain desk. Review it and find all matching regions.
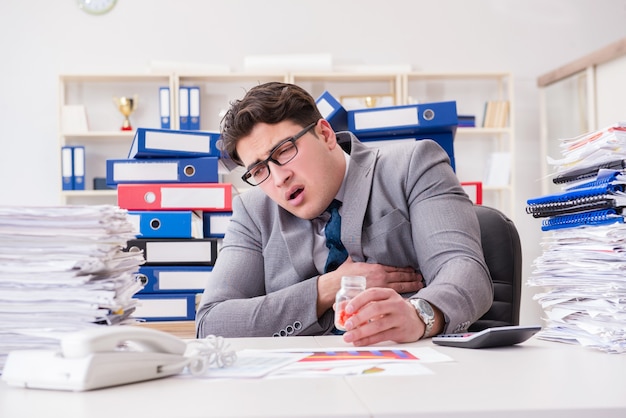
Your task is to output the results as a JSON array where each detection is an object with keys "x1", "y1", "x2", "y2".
[{"x1": 1, "y1": 336, "x2": 625, "y2": 418}]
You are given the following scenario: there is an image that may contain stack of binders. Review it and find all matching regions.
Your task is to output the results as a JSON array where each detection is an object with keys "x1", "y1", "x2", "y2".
[
  {"x1": 106, "y1": 127, "x2": 233, "y2": 322},
  {"x1": 316, "y1": 91, "x2": 458, "y2": 170}
]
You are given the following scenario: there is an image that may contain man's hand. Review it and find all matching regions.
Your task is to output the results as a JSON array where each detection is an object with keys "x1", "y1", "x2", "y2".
[
  {"x1": 316, "y1": 258, "x2": 424, "y2": 316},
  {"x1": 340, "y1": 288, "x2": 432, "y2": 346}
]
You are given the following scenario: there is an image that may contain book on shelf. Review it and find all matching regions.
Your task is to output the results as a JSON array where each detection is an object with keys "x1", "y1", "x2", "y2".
[{"x1": 482, "y1": 100, "x2": 509, "y2": 128}]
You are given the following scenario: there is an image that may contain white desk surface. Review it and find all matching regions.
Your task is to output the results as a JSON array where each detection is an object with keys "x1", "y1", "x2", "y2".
[{"x1": 1, "y1": 335, "x2": 625, "y2": 418}]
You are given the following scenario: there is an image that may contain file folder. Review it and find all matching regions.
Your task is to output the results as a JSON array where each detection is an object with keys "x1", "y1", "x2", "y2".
[
  {"x1": 127, "y1": 210, "x2": 203, "y2": 239},
  {"x1": 72, "y1": 146, "x2": 86, "y2": 190},
  {"x1": 202, "y1": 211, "x2": 232, "y2": 238},
  {"x1": 133, "y1": 292, "x2": 197, "y2": 321},
  {"x1": 179, "y1": 86, "x2": 190, "y2": 130},
  {"x1": 316, "y1": 90, "x2": 348, "y2": 131},
  {"x1": 61, "y1": 146, "x2": 74, "y2": 191},
  {"x1": 117, "y1": 183, "x2": 232, "y2": 211},
  {"x1": 360, "y1": 133, "x2": 456, "y2": 171},
  {"x1": 189, "y1": 86, "x2": 201, "y2": 130},
  {"x1": 137, "y1": 265, "x2": 213, "y2": 293},
  {"x1": 159, "y1": 87, "x2": 171, "y2": 129},
  {"x1": 347, "y1": 101, "x2": 458, "y2": 138},
  {"x1": 127, "y1": 127, "x2": 220, "y2": 159},
  {"x1": 125, "y1": 238, "x2": 218, "y2": 265},
  {"x1": 106, "y1": 156, "x2": 219, "y2": 186}
]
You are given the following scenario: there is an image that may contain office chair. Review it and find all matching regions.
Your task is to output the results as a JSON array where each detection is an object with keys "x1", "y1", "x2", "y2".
[{"x1": 469, "y1": 205, "x2": 522, "y2": 331}]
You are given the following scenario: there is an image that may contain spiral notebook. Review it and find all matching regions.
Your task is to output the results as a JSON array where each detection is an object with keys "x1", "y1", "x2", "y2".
[
  {"x1": 541, "y1": 208, "x2": 625, "y2": 231},
  {"x1": 526, "y1": 182, "x2": 626, "y2": 218},
  {"x1": 552, "y1": 159, "x2": 626, "y2": 185}
]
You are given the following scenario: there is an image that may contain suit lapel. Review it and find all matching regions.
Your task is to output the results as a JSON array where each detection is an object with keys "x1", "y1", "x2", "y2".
[
  {"x1": 279, "y1": 210, "x2": 317, "y2": 276},
  {"x1": 338, "y1": 134, "x2": 377, "y2": 262}
]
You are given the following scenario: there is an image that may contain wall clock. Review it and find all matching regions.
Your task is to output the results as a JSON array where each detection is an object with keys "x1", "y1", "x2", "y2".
[{"x1": 77, "y1": 0, "x2": 117, "y2": 15}]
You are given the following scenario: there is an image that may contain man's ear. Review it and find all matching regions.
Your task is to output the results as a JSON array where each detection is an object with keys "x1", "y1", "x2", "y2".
[{"x1": 318, "y1": 119, "x2": 338, "y2": 148}]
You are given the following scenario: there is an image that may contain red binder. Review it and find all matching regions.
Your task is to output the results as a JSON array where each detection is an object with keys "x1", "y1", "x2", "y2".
[{"x1": 117, "y1": 183, "x2": 232, "y2": 211}]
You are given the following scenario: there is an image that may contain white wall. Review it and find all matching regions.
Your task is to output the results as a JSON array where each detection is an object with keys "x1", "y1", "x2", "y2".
[{"x1": 1, "y1": 0, "x2": 626, "y2": 326}]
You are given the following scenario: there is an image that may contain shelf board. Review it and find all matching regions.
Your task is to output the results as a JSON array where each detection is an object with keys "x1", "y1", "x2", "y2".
[
  {"x1": 457, "y1": 127, "x2": 512, "y2": 135},
  {"x1": 61, "y1": 190, "x2": 117, "y2": 197},
  {"x1": 61, "y1": 131, "x2": 135, "y2": 139}
]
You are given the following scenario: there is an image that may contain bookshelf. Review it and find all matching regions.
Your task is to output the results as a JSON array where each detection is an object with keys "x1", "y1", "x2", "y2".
[
  {"x1": 58, "y1": 70, "x2": 515, "y2": 215},
  {"x1": 58, "y1": 73, "x2": 175, "y2": 205}
]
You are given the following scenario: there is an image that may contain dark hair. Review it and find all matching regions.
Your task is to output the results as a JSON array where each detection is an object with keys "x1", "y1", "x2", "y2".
[{"x1": 220, "y1": 82, "x2": 322, "y2": 165}]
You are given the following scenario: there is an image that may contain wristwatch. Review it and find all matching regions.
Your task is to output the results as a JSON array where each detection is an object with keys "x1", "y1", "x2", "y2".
[{"x1": 409, "y1": 298, "x2": 435, "y2": 338}]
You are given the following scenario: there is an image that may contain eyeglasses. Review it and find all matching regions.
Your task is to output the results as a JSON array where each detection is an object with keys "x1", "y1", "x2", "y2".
[{"x1": 241, "y1": 122, "x2": 317, "y2": 186}]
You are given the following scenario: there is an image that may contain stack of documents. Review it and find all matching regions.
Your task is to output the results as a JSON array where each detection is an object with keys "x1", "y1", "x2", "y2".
[
  {"x1": 527, "y1": 123, "x2": 626, "y2": 353},
  {"x1": 0, "y1": 205, "x2": 145, "y2": 371}
]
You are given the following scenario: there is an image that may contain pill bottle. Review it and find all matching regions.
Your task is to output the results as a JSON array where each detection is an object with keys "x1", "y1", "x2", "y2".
[{"x1": 334, "y1": 275, "x2": 366, "y2": 331}]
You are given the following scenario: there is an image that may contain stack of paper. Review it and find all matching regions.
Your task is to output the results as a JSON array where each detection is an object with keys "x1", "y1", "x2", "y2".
[
  {"x1": 528, "y1": 223, "x2": 626, "y2": 353},
  {"x1": 0, "y1": 205, "x2": 145, "y2": 371},
  {"x1": 527, "y1": 123, "x2": 626, "y2": 353}
]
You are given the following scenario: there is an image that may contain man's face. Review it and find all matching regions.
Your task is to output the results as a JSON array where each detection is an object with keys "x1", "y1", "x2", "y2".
[{"x1": 236, "y1": 120, "x2": 344, "y2": 220}]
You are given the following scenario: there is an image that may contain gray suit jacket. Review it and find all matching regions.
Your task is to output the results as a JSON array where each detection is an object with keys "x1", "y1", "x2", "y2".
[{"x1": 196, "y1": 133, "x2": 493, "y2": 337}]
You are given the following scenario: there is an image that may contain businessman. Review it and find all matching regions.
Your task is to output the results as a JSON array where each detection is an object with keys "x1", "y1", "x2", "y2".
[{"x1": 196, "y1": 82, "x2": 492, "y2": 346}]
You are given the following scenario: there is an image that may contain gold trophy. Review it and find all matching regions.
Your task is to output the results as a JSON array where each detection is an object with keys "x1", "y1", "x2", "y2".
[{"x1": 113, "y1": 95, "x2": 138, "y2": 131}]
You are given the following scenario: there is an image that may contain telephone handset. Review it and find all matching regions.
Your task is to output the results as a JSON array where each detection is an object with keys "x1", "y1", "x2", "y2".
[{"x1": 2, "y1": 326, "x2": 190, "y2": 391}]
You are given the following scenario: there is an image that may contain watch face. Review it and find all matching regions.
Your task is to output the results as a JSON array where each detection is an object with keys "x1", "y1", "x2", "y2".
[
  {"x1": 77, "y1": 0, "x2": 117, "y2": 15},
  {"x1": 417, "y1": 299, "x2": 434, "y2": 318}
]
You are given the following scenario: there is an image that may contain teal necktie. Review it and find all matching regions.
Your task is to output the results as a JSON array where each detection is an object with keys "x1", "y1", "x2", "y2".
[{"x1": 324, "y1": 199, "x2": 348, "y2": 273}]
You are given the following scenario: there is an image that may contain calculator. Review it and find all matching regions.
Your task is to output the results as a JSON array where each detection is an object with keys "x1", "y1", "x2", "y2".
[{"x1": 431, "y1": 325, "x2": 542, "y2": 349}]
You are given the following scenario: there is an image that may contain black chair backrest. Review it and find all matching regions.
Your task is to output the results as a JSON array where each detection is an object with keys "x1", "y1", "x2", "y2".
[{"x1": 469, "y1": 205, "x2": 522, "y2": 331}]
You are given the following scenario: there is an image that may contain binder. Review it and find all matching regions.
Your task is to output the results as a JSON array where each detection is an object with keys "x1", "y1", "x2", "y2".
[
  {"x1": 541, "y1": 208, "x2": 625, "y2": 231},
  {"x1": 347, "y1": 101, "x2": 458, "y2": 138},
  {"x1": 127, "y1": 210, "x2": 203, "y2": 239},
  {"x1": 159, "y1": 87, "x2": 171, "y2": 129},
  {"x1": 127, "y1": 127, "x2": 220, "y2": 159},
  {"x1": 316, "y1": 90, "x2": 348, "y2": 131},
  {"x1": 133, "y1": 292, "x2": 197, "y2": 321},
  {"x1": 117, "y1": 183, "x2": 232, "y2": 211},
  {"x1": 72, "y1": 146, "x2": 86, "y2": 190},
  {"x1": 106, "y1": 156, "x2": 219, "y2": 186},
  {"x1": 189, "y1": 86, "x2": 201, "y2": 130},
  {"x1": 361, "y1": 133, "x2": 456, "y2": 171},
  {"x1": 137, "y1": 265, "x2": 213, "y2": 293},
  {"x1": 61, "y1": 146, "x2": 74, "y2": 191},
  {"x1": 461, "y1": 181, "x2": 483, "y2": 205},
  {"x1": 552, "y1": 159, "x2": 626, "y2": 185},
  {"x1": 125, "y1": 237, "x2": 218, "y2": 265},
  {"x1": 179, "y1": 86, "x2": 190, "y2": 130},
  {"x1": 526, "y1": 183, "x2": 626, "y2": 218},
  {"x1": 202, "y1": 211, "x2": 232, "y2": 238}
]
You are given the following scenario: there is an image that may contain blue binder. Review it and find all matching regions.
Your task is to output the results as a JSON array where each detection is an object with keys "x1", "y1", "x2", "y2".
[
  {"x1": 347, "y1": 101, "x2": 458, "y2": 138},
  {"x1": 189, "y1": 86, "x2": 201, "y2": 130},
  {"x1": 106, "y1": 156, "x2": 219, "y2": 186},
  {"x1": 137, "y1": 265, "x2": 213, "y2": 294},
  {"x1": 179, "y1": 86, "x2": 190, "y2": 130},
  {"x1": 316, "y1": 90, "x2": 348, "y2": 131},
  {"x1": 202, "y1": 211, "x2": 232, "y2": 238},
  {"x1": 61, "y1": 146, "x2": 74, "y2": 190},
  {"x1": 361, "y1": 132, "x2": 456, "y2": 171},
  {"x1": 127, "y1": 127, "x2": 220, "y2": 159},
  {"x1": 133, "y1": 292, "x2": 197, "y2": 321},
  {"x1": 127, "y1": 210, "x2": 203, "y2": 239},
  {"x1": 72, "y1": 145, "x2": 86, "y2": 190},
  {"x1": 159, "y1": 87, "x2": 171, "y2": 129}
]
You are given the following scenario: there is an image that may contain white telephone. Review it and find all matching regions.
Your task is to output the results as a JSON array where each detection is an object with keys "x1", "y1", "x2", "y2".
[{"x1": 2, "y1": 326, "x2": 190, "y2": 391}]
